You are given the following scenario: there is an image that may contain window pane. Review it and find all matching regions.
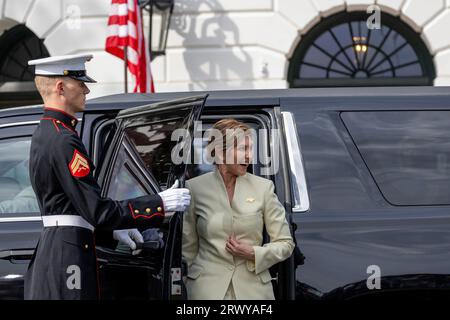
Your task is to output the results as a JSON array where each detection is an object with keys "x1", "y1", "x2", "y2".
[
  {"x1": 303, "y1": 46, "x2": 332, "y2": 68},
  {"x1": 300, "y1": 64, "x2": 327, "y2": 78},
  {"x1": 370, "y1": 60, "x2": 394, "y2": 75},
  {"x1": 107, "y1": 144, "x2": 148, "y2": 201},
  {"x1": 382, "y1": 31, "x2": 406, "y2": 57},
  {"x1": 290, "y1": 12, "x2": 435, "y2": 87},
  {"x1": 0, "y1": 137, "x2": 39, "y2": 214},
  {"x1": 124, "y1": 118, "x2": 181, "y2": 190},
  {"x1": 330, "y1": 59, "x2": 352, "y2": 75},
  {"x1": 342, "y1": 111, "x2": 450, "y2": 206},
  {"x1": 315, "y1": 31, "x2": 339, "y2": 56},
  {"x1": 393, "y1": 43, "x2": 417, "y2": 67},
  {"x1": 0, "y1": 25, "x2": 49, "y2": 82},
  {"x1": 395, "y1": 63, "x2": 422, "y2": 77},
  {"x1": 332, "y1": 23, "x2": 353, "y2": 48}
]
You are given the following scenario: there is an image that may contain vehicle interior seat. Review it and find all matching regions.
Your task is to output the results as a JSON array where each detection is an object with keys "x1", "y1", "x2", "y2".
[{"x1": 0, "y1": 177, "x2": 22, "y2": 202}]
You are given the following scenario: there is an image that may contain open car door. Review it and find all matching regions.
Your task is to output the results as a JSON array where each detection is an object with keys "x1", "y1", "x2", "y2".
[{"x1": 96, "y1": 95, "x2": 207, "y2": 300}]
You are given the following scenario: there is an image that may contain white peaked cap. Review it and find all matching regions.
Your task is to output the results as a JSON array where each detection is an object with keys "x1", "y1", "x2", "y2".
[{"x1": 28, "y1": 54, "x2": 96, "y2": 83}]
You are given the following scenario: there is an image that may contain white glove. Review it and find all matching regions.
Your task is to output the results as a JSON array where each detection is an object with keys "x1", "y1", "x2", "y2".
[
  {"x1": 113, "y1": 228, "x2": 144, "y2": 256},
  {"x1": 158, "y1": 179, "x2": 191, "y2": 213}
]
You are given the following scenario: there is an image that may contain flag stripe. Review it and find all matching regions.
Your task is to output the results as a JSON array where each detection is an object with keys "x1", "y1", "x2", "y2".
[
  {"x1": 107, "y1": 14, "x2": 137, "y2": 26},
  {"x1": 107, "y1": 23, "x2": 137, "y2": 39},
  {"x1": 110, "y1": 3, "x2": 128, "y2": 16},
  {"x1": 105, "y1": 0, "x2": 154, "y2": 93}
]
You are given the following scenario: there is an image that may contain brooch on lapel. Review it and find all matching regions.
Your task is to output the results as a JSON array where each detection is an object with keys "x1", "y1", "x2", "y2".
[{"x1": 246, "y1": 197, "x2": 255, "y2": 203}]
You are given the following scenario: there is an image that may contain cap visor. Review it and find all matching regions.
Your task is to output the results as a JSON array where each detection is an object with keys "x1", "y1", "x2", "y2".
[{"x1": 71, "y1": 75, "x2": 97, "y2": 83}]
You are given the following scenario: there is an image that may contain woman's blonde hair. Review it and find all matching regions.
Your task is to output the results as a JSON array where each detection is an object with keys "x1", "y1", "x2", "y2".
[{"x1": 207, "y1": 119, "x2": 251, "y2": 162}]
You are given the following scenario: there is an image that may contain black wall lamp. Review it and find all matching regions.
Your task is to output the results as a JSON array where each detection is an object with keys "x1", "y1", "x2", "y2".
[{"x1": 139, "y1": 0, "x2": 174, "y2": 60}]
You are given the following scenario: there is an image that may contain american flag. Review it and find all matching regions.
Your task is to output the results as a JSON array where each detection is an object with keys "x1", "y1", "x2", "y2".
[{"x1": 105, "y1": 0, "x2": 155, "y2": 93}]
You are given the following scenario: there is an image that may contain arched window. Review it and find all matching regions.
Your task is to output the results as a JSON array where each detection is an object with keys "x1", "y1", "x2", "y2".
[
  {"x1": 0, "y1": 24, "x2": 49, "y2": 82},
  {"x1": 0, "y1": 24, "x2": 49, "y2": 108},
  {"x1": 288, "y1": 11, "x2": 435, "y2": 87}
]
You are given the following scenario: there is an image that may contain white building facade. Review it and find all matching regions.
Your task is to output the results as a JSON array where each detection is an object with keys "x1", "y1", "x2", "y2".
[{"x1": 0, "y1": 0, "x2": 450, "y2": 100}]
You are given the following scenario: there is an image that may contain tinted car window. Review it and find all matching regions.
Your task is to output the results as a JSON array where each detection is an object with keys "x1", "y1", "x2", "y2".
[
  {"x1": 0, "y1": 137, "x2": 39, "y2": 214},
  {"x1": 107, "y1": 143, "x2": 148, "y2": 201},
  {"x1": 341, "y1": 111, "x2": 450, "y2": 206},
  {"x1": 124, "y1": 119, "x2": 183, "y2": 190}
]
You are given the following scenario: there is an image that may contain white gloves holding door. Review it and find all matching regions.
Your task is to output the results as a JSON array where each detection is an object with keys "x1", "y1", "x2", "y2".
[
  {"x1": 113, "y1": 180, "x2": 190, "y2": 255},
  {"x1": 157, "y1": 179, "x2": 191, "y2": 214}
]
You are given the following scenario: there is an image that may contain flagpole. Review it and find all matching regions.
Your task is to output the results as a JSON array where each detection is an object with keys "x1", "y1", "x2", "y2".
[{"x1": 124, "y1": 46, "x2": 128, "y2": 93}]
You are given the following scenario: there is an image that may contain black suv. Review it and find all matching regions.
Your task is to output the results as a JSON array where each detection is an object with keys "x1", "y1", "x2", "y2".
[{"x1": 1, "y1": 87, "x2": 450, "y2": 300}]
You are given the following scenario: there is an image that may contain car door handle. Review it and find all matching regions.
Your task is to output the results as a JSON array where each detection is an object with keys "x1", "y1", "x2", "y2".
[
  {"x1": 135, "y1": 241, "x2": 162, "y2": 250},
  {"x1": 0, "y1": 249, "x2": 34, "y2": 261}
]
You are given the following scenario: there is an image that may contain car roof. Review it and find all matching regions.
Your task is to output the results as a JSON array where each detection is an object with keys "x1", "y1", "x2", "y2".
[
  {"x1": 1, "y1": 87, "x2": 450, "y2": 117},
  {"x1": 86, "y1": 86, "x2": 450, "y2": 106}
]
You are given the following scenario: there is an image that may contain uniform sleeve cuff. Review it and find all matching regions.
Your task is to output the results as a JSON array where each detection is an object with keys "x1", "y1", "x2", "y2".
[{"x1": 156, "y1": 194, "x2": 165, "y2": 216}]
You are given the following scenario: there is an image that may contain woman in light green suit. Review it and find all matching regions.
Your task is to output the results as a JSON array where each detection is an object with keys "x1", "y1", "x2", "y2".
[{"x1": 182, "y1": 119, "x2": 295, "y2": 300}]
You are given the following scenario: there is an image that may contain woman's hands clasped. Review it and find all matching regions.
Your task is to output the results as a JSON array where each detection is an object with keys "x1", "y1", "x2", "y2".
[{"x1": 225, "y1": 235, "x2": 255, "y2": 261}]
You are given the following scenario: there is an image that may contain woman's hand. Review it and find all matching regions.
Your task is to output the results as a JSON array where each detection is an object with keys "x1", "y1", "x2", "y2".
[{"x1": 225, "y1": 235, "x2": 255, "y2": 261}]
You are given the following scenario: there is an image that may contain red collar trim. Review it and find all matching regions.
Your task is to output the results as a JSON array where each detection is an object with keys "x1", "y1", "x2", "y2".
[
  {"x1": 41, "y1": 117, "x2": 77, "y2": 134},
  {"x1": 43, "y1": 107, "x2": 77, "y2": 121}
]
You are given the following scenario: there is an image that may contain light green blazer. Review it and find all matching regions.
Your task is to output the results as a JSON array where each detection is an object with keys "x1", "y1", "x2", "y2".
[{"x1": 182, "y1": 168, "x2": 295, "y2": 300}]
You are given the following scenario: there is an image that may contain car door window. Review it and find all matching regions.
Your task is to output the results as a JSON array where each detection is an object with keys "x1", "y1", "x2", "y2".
[
  {"x1": 124, "y1": 119, "x2": 180, "y2": 190},
  {"x1": 106, "y1": 143, "x2": 149, "y2": 201},
  {"x1": 341, "y1": 111, "x2": 450, "y2": 206},
  {"x1": 0, "y1": 137, "x2": 39, "y2": 215},
  {"x1": 100, "y1": 96, "x2": 206, "y2": 194}
]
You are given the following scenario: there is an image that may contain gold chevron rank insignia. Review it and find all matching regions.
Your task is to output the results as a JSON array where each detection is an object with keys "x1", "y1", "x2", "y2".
[
  {"x1": 69, "y1": 149, "x2": 90, "y2": 178},
  {"x1": 246, "y1": 197, "x2": 255, "y2": 203}
]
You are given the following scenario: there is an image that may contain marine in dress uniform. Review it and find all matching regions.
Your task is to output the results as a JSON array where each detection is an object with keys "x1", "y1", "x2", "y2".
[{"x1": 25, "y1": 54, "x2": 190, "y2": 300}]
